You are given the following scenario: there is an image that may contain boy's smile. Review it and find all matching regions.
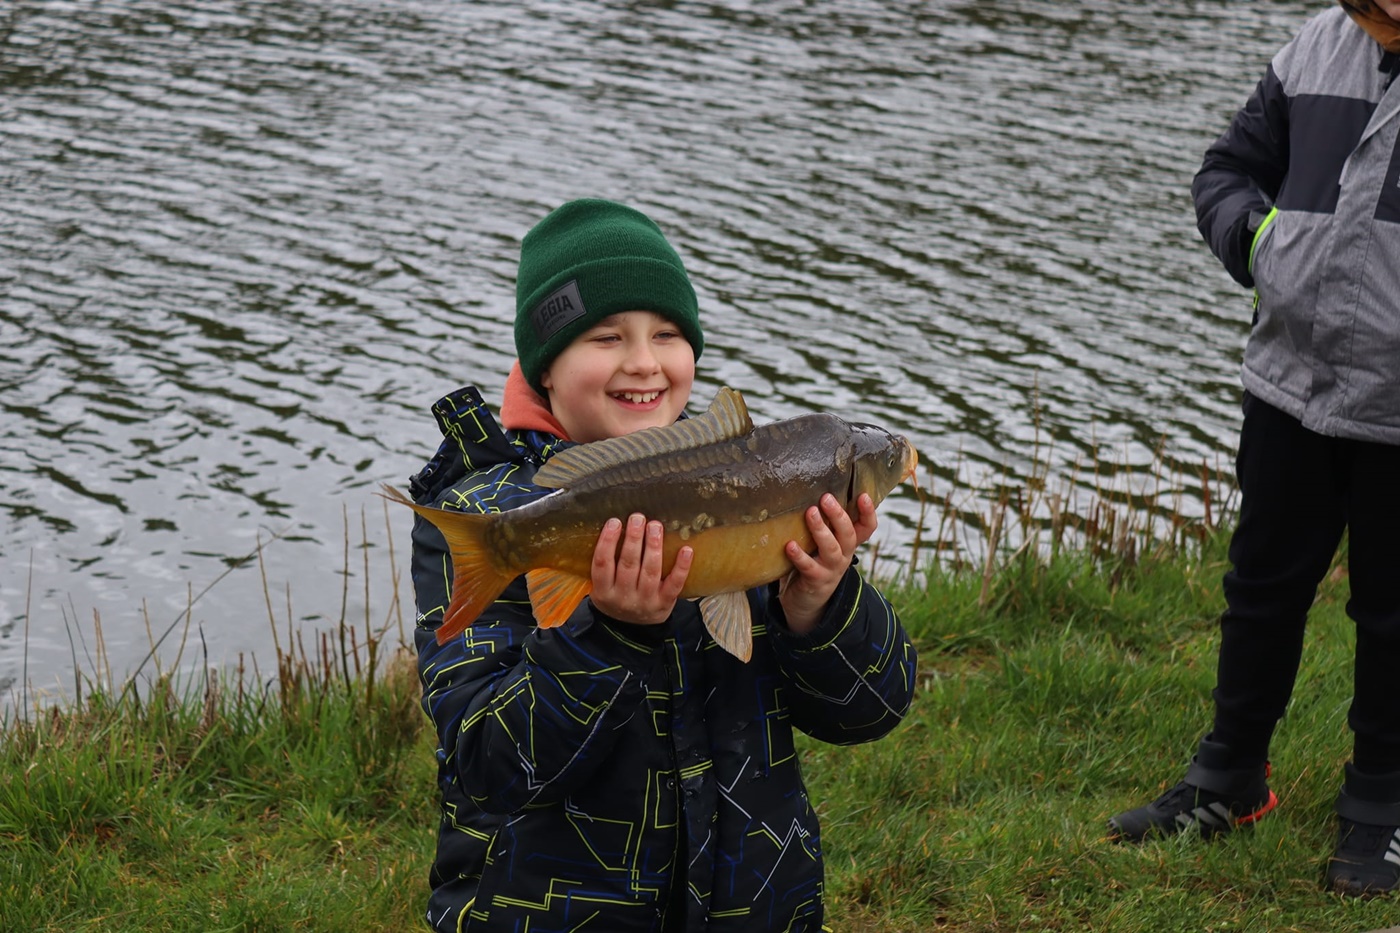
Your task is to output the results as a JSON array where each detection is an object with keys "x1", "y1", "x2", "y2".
[{"x1": 540, "y1": 310, "x2": 695, "y2": 444}]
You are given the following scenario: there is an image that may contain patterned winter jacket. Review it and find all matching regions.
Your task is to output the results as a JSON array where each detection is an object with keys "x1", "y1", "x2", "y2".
[
  {"x1": 1193, "y1": 6, "x2": 1400, "y2": 444},
  {"x1": 405, "y1": 385, "x2": 918, "y2": 933}
]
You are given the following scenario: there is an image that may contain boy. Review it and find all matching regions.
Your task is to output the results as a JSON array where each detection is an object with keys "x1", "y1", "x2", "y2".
[
  {"x1": 404, "y1": 199, "x2": 917, "y2": 931},
  {"x1": 1107, "y1": 1, "x2": 1400, "y2": 897}
]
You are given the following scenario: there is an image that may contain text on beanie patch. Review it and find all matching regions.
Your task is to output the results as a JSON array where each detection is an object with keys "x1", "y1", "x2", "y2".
[{"x1": 530, "y1": 279, "x2": 588, "y2": 342}]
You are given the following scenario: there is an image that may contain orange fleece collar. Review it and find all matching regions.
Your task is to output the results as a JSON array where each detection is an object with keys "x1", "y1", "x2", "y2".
[{"x1": 499, "y1": 361, "x2": 571, "y2": 439}]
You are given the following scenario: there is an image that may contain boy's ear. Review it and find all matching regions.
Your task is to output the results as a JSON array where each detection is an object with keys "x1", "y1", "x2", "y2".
[{"x1": 539, "y1": 367, "x2": 553, "y2": 392}]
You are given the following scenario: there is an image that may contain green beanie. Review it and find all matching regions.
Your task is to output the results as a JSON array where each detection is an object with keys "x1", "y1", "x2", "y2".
[{"x1": 515, "y1": 199, "x2": 704, "y2": 394}]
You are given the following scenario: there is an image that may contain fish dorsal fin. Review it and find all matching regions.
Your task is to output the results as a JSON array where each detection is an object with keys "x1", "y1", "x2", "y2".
[
  {"x1": 699, "y1": 591, "x2": 754, "y2": 662},
  {"x1": 533, "y1": 386, "x2": 754, "y2": 489}
]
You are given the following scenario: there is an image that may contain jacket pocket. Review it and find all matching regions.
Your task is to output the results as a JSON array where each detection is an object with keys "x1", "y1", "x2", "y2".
[
  {"x1": 1247, "y1": 206, "x2": 1281, "y2": 328},
  {"x1": 1247, "y1": 206, "x2": 1279, "y2": 279}
]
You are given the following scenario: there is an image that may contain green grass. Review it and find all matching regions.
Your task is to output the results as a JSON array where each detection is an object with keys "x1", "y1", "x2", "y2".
[
  {"x1": 812, "y1": 529, "x2": 1379, "y2": 932},
  {"x1": 0, "y1": 657, "x2": 434, "y2": 932},
  {"x1": 2, "y1": 485, "x2": 1392, "y2": 932}
]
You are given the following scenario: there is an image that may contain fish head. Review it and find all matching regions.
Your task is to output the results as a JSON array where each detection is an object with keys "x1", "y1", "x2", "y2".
[{"x1": 845, "y1": 422, "x2": 919, "y2": 507}]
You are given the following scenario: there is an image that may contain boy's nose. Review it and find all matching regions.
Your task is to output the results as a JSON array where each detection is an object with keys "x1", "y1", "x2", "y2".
[{"x1": 622, "y1": 341, "x2": 661, "y2": 372}]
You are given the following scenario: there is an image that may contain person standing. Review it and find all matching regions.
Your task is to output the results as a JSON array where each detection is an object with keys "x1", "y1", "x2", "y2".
[
  {"x1": 1107, "y1": 0, "x2": 1400, "y2": 897},
  {"x1": 402, "y1": 198, "x2": 917, "y2": 931}
]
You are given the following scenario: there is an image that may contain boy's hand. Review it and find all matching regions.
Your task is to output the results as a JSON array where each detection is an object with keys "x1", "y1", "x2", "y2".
[
  {"x1": 589, "y1": 513, "x2": 693, "y2": 626},
  {"x1": 778, "y1": 493, "x2": 878, "y2": 635}
]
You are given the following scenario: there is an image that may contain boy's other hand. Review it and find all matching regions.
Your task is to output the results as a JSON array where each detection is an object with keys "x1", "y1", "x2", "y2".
[
  {"x1": 590, "y1": 513, "x2": 693, "y2": 626},
  {"x1": 779, "y1": 493, "x2": 878, "y2": 635}
]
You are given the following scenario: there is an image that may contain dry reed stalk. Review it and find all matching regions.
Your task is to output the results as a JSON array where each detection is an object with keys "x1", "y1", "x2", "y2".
[{"x1": 978, "y1": 497, "x2": 1006, "y2": 610}]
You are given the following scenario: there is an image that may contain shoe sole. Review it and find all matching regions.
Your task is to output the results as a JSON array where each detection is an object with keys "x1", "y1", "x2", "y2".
[
  {"x1": 1327, "y1": 875, "x2": 1399, "y2": 898},
  {"x1": 1234, "y1": 789, "x2": 1279, "y2": 827}
]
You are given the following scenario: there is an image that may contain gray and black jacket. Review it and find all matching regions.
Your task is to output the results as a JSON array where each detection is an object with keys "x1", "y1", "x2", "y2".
[
  {"x1": 405, "y1": 385, "x2": 917, "y2": 933},
  {"x1": 1193, "y1": 6, "x2": 1400, "y2": 444}
]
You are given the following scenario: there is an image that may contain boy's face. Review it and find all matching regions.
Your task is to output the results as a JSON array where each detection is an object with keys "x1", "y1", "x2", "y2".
[
  {"x1": 540, "y1": 310, "x2": 695, "y2": 444},
  {"x1": 1378, "y1": 0, "x2": 1400, "y2": 19}
]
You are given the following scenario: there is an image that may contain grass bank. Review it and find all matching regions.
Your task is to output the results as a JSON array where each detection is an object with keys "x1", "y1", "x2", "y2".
[
  {"x1": 815, "y1": 518, "x2": 1380, "y2": 932},
  {"x1": 1, "y1": 480, "x2": 1389, "y2": 931}
]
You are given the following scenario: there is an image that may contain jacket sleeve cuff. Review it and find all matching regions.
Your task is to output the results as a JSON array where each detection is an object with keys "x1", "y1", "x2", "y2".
[
  {"x1": 765, "y1": 565, "x2": 860, "y2": 650},
  {"x1": 1225, "y1": 213, "x2": 1256, "y2": 288}
]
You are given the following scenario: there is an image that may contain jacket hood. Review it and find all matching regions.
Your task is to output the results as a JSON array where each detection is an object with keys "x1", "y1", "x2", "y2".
[{"x1": 408, "y1": 384, "x2": 570, "y2": 505}]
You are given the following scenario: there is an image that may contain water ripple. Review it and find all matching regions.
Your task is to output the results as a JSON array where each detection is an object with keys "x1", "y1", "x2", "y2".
[{"x1": 1, "y1": 0, "x2": 1316, "y2": 691}]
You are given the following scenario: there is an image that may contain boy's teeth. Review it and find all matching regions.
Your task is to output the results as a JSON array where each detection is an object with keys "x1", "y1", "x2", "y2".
[{"x1": 619, "y1": 391, "x2": 659, "y2": 403}]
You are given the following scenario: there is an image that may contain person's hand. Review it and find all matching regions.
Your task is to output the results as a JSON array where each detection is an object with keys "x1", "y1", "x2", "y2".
[
  {"x1": 778, "y1": 493, "x2": 878, "y2": 635},
  {"x1": 588, "y1": 513, "x2": 693, "y2": 626}
]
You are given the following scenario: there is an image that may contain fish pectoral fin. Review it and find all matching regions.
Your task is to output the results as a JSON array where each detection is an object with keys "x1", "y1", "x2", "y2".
[
  {"x1": 526, "y1": 569, "x2": 593, "y2": 629},
  {"x1": 698, "y1": 591, "x2": 754, "y2": 663}
]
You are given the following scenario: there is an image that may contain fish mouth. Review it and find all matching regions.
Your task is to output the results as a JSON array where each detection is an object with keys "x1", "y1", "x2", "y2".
[{"x1": 901, "y1": 439, "x2": 919, "y2": 488}]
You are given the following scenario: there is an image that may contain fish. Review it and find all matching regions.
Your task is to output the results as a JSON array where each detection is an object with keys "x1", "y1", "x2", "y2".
[{"x1": 384, "y1": 386, "x2": 917, "y2": 662}]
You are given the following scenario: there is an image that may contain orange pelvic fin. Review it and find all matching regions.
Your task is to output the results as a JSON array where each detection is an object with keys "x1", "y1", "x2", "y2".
[
  {"x1": 379, "y1": 484, "x2": 515, "y2": 645},
  {"x1": 526, "y1": 569, "x2": 593, "y2": 629}
]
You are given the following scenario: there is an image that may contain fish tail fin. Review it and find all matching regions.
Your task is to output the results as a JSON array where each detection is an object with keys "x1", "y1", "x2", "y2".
[
  {"x1": 699, "y1": 591, "x2": 754, "y2": 662},
  {"x1": 379, "y1": 484, "x2": 515, "y2": 645},
  {"x1": 526, "y1": 569, "x2": 593, "y2": 629}
]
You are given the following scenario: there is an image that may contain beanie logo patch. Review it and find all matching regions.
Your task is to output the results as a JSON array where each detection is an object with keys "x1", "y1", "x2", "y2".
[{"x1": 530, "y1": 279, "x2": 587, "y2": 342}]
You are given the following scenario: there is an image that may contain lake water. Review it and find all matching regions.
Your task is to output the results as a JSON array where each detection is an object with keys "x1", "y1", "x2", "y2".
[{"x1": 0, "y1": 0, "x2": 1319, "y2": 702}]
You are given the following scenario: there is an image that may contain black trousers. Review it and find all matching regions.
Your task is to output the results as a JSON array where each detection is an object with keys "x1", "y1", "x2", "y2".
[{"x1": 1210, "y1": 393, "x2": 1400, "y2": 775}]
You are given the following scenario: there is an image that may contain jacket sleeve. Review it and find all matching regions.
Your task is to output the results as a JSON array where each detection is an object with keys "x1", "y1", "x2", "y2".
[
  {"x1": 763, "y1": 565, "x2": 917, "y2": 746},
  {"x1": 1191, "y1": 62, "x2": 1290, "y2": 288},
  {"x1": 411, "y1": 510, "x2": 667, "y2": 815}
]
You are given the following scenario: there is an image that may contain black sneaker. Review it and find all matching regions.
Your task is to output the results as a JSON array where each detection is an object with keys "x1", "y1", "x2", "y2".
[
  {"x1": 1326, "y1": 762, "x2": 1400, "y2": 897},
  {"x1": 1108, "y1": 737, "x2": 1276, "y2": 843},
  {"x1": 1325, "y1": 817, "x2": 1400, "y2": 897}
]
